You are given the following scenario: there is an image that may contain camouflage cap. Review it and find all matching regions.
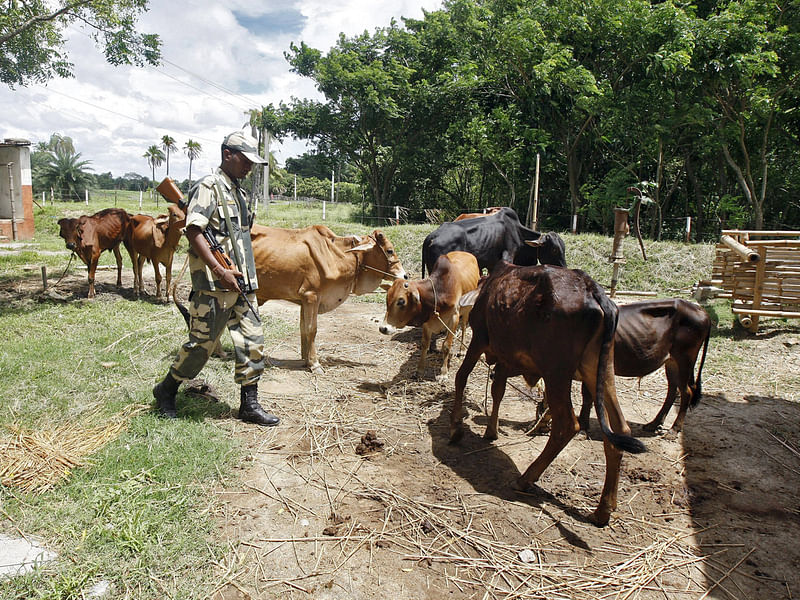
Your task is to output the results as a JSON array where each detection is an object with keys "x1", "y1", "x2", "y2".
[{"x1": 222, "y1": 130, "x2": 268, "y2": 164}]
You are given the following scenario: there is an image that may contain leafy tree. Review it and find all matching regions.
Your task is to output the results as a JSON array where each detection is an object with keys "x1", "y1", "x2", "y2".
[
  {"x1": 39, "y1": 147, "x2": 94, "y2": 201},
  {"x1": 184, "y1": 139, "x2": 202, "y2": 185},
  {"x1": 142, "y1": 144, "x2": 164, "y2": 201},
  {"x1": 160, "y1": 134, "x2": 177, "y2": 177},
  {"x1": 0, "y1": 0, "x2": 161, "y2": 88}
]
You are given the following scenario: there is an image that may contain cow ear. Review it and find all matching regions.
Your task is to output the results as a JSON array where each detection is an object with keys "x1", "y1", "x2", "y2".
[
  {"x1": 347, "y1": 239, "x2": 375, "y2": 252},
  {"x1": 379, "y1": 282, "x2": 392, "y2": 291},
  {"x1": 374, "y1": 230, "x2": 385, "y2": 243}
]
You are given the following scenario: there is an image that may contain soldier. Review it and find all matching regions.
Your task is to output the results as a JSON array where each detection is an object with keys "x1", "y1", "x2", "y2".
[{"x1": 153, "y1": 131, "x2": 279, "y2": 426}]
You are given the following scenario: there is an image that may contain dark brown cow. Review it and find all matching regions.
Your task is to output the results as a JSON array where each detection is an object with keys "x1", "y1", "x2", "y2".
[
  {"x1": 128, "y1": 204, "x2": 186, "y2": 298},
  {"x1": 578, "y1": 299, "x2": 711, "y2": 434},
  {"x1": 57, "y1": 208, "x2": 132, "y2": 298},
  {"x1": 379, "y1": 251, "x2": 479, "y2": 380},
  {"x1": 452, "y1": 262, "x2": 645, "y2": 526}
]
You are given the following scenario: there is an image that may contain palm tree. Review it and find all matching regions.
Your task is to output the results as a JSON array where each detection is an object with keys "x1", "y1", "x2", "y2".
[
  {"x1": 40, "y1": 147, "x2": 94, "y2": 201},
  {"x1": 143, "y1": 145, "x2": 165, "y2": 202},
  {"x1": 160, "y1": 135, "x2": 177, "y2": 177},
  {"x1": 184, "y1": 139, "x2": 202, "y2": 186}
]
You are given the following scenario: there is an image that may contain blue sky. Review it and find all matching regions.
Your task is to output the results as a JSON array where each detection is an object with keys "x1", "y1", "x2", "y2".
[{"x1": 0, "y1": 0, "x2": 442, "y2": 180}]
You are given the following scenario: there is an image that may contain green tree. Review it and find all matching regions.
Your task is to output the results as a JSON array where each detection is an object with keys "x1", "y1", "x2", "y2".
[
  {"x1": 0, "y1": 0, "x2": 161, "y2": 88},
  {"x1": 143, "y1": 144, "x2": 164, "y2": 202},
  {"x1": 160, "y1": 134, "x2": 177, "y2": 177},
  {"x1": 39, "y1": 147, "x2": 94, "y2": 201},
  {"x1": 184, "y1": 139, "x2": 202, "y2": 185}
]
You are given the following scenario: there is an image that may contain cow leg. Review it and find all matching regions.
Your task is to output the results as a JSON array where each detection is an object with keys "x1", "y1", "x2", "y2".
[
  {"x1": 87, "y1": 250, "x2": 98, "y2": 299},
  {"x1": 450, "y1": 341, "x2": 483, "y2": 443},
  {"x1": 136, "y1": 256, "x2": 147, "y2": 297},
  {"x1": 164, "y1": 256, "x2": 173, "y2": 300},
  {"x1": 484, "y1": 366, "x2": 508, "y2": 441},
  {"x1": 154, "y1": 262, "x2": 163, "y2": 299},
  {"x1": 593, "y1": 436, "x2": 624, "y2": 526},
  {"x1": 578, "y1": 382, "x2": 592, "y2": 432},
  {"x1": 517, "y1": 378, "x2": 578, "y2": 488},
  {"x1": 129, "y1": 249, "x2": 140, "y2": 297},
  {"x1": 436, "y1": 314, "x2": 459, "y2": 381},
  {"x1": 113, "y1": 246, "x2": 123, "y2": 287},
  {"x1": 670, "y1": 359, "x2": 694, "y2": 433},
  {"x1": 416, "y1": 325, "x2": 432, "y2": 379},
  {"x1": 300, "y1": 294, "x2": 323, "y2": 374},
  {"x1": 644, "y1": 362, "x2": 678, "y2": 432}
]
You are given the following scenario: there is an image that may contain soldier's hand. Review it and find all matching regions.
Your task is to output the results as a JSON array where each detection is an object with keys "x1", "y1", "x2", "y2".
[{"x1": 212, "y1": 265, "x2": 243, "y2": 292}]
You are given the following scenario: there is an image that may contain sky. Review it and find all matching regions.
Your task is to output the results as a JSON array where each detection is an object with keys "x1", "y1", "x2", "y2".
[{"x1": 0, "y1": 0, "x2": 442, "y2": 181}]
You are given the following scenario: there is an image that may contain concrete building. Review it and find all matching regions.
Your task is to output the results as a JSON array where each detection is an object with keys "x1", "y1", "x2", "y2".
[{"x1": 0, "y1": 138, "x2": 35, "y2": 240}]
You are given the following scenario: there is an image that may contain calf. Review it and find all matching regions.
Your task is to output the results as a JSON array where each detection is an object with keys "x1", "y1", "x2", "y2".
[
  {"x1": 452, "y1": 262, "x2": 645, "y2": 526},
  {"x1": 578, "y1": 299, "x2": 711, "y2": 434},
  {"x1": 128, "y1": 204, "x2": 186, "y2": 298},
  {"x1": 379, "y1": 251, "x2": 480, "y2": 380},
  {"x1": 57, "y1": 208, "x2": 132, "y2": 298}
]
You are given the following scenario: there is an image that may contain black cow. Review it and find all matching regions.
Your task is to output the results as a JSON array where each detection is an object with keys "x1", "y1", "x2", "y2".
[{"x1": 421, "y1": 207, "x2": 566, "y2": 277}]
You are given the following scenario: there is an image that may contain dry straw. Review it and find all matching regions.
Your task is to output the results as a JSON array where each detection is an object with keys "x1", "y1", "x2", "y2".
[{"x1": 0, "y1": 404, "x2": 148, "y2": 493}]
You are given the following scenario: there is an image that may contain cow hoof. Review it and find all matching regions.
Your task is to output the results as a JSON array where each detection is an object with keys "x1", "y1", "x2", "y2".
[
  {"x1": 483, "y1": 430, "x2": 498, "y2": 442},
  {"x1": 435, "y1": 373, "x2": 448, "y2": 383},
  {"x1": 663, "y1": 429, "x2": 680, "y2": 441},
  {"x1": 512, "y1": 479, "x2": 541, "y2": 495},
  {"x1": 589, "y1": 510, "x2": 611, "y2": 527},
  {"x1": 310, "y1": 363, "x2": 325, "y2": 375},
  {"x1": 642, "y1": 421, "x2": 661, "y2": 433}
]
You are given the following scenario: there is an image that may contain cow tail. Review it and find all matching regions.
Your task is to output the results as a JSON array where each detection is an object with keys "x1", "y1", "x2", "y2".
[
  {"x1": 690, "y1": 326, "x2": 711, "y2": 408},
  {"x1": 593, "y1": 289, "x2": 646, "y2": 454},
  {"x1": 171, "y1": 254, "x2": 191, "y2": 329},
  {"x1": 421, "y1": 238, "x2": 429, "y2": 278}
]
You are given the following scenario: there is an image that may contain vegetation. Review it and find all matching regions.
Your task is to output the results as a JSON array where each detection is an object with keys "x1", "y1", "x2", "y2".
[
  {"x1": 247, "y1": 0, "x2": 800, "y2": 238},
  {"x1": 0, "y1": 0, "x2": 160, "y2": 88}
]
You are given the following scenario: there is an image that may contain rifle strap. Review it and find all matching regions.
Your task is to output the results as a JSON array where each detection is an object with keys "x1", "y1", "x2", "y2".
[{"x1": 212, "y1": 179, "x2": 255, "y2": 292}]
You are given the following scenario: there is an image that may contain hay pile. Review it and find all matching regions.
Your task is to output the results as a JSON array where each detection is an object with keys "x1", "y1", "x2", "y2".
[{"x1": 0, "y1": 404, "x2": 147, "y2": 493}]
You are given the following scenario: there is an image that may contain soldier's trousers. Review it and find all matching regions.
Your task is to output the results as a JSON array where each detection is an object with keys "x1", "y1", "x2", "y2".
[{"x1": 170, "y1": 289, "x2": 265, "y2": 386}]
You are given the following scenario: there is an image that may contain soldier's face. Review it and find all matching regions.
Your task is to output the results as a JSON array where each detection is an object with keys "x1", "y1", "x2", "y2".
[{"x1": 222, "y1": 149, "x2": 253, "y2": 180}]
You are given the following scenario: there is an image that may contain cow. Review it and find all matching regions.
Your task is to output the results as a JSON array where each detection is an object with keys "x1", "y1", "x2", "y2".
[
  {"x1": 452, "y1": 206, "x2": 503, "y2": 221},
  {"x1": 421, "y1": 207, "x2": 566, "y2": 277},
  {"x1": 250, "y1": 225, "x2": 407, "y2": 374},
  {"x1": 577, "y1": 299, "x2": 711, "y2": 435},
  {"x1": 451, "y1": 261, "x2": 646, "y2": 526},
  {"x1": 379, "y1": 251, "x2": 480, "y2": 380},
  {"x1": 57, "y1": 208, "x2": 132, "y2": 299},
  {"x1": 128, "y1": 204, "x2": 186, "y2": 299}
]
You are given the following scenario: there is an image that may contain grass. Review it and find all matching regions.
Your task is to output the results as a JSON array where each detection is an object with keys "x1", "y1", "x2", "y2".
[{"x1": 0, "y1": 195, "x2": 795, "y2": 598}]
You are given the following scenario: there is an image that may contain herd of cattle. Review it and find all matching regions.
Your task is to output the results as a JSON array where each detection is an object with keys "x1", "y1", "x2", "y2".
[{"x1": 57, "y1": 204, "x2": 711, "y2": 525}]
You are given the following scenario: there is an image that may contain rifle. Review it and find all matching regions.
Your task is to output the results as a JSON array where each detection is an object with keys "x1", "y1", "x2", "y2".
[{"x1": 201, "y1": 228, "x2": 260, "y2": 323}]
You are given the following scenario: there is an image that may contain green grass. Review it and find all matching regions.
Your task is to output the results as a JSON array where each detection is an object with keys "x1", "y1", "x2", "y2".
[{"x1": 2, "y1": 195, "x2": 793, "y2": 598}]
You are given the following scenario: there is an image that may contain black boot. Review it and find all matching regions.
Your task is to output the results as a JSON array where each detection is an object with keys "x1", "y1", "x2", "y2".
[
  {"x1": 153, "y1": 373, "x2": 180, "y2": 419},
  {"x1": 239, "y1": 384, "x2": 280, "y2": 426}
]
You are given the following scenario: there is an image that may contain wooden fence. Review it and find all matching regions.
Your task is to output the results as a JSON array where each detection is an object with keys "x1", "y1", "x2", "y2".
[{"x1": 710, "y1": 229, "x2": 800, "y2": 332}]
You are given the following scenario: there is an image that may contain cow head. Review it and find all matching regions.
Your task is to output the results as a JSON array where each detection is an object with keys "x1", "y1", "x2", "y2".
[
  {"x1": 57, "y1": 217, "x2": 80, "y2": 250},
  {"x1": 522, "y1": 232, "x2": 567, "y2": 267},
  {"x1": 348, "y1": 229, "x2": 407, "y2": 294},
  {"x1": 379, "y1": 279, "x2": 421, "y2": 335}
]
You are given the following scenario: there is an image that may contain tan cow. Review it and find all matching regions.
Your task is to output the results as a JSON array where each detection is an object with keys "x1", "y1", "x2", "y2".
[
  {"x1": 452, "y1": 206, "x2": 503, "y2": 221},
  {"x1": 57, "y1": 208, "x2": 132, "y2": 298},
  {"x1": 379, "y1": 251, "x2": 479, "y2": 380},
  {"x1": 128, "y1": 204, "x2": 186, "y2": 298},
  {"x1": 251, "y1": 225, "x2": 407, "y2": 374}
]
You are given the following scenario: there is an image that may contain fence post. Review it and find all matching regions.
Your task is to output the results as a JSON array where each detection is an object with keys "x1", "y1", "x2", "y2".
[
  {"x1": 85, "y1": 189, "x2": 88, "y2": 205},
  {"x1": 395, "y1": 205, "x2": 400, "y2": 225},
  {"x1": 571, "y1": 214, "x2": 578, "y2": 234},
  {"x1": 139, "y1": 190, "x2": 143, "y2": 210},
  {"x1": 323, "y1": 200, "x2": 326, "y2": 220},
  {"x1": 685, "y1": 216, "x2": 692, "y2": 243}
]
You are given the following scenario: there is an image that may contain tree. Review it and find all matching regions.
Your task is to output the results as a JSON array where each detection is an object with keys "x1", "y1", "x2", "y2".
[
  {"x1": 0, "y1": 0, "x2": 161, "y2": 88},
  {"x1": 160, "y1": 135, "x2": 177, "y2": 177},
  {"x1": 143, "y1": 145, "x2": 164, "y2": 202},
  {"x1": 184, "y1": 139, "x2": 202, "y2": 185},
  {"x1": 39, "y1": 147, "x2": 94, "y2": 201}
]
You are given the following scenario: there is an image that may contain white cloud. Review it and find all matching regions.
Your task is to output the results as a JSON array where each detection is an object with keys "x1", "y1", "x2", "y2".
[{"x1": 0, "y1": 0, "x2": 441, "y2": 180}]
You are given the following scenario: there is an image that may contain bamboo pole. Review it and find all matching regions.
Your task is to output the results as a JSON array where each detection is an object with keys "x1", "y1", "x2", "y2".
[
  {"x1": 722, "y1": 229, "x2": 800, "y2": 237},
  {"x1": 720, "y1": 235, "x2": 760, "y2": 263}
]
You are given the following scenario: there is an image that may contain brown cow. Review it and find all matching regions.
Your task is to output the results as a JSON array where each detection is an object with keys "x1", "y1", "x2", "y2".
[
  {"x1": 452, "y1": 262, "x2": 645, "y2": 526},
  {"x1": 379, "y1": 251, "x2": 479, "y2": 380},
  {"x1": 453, "y1": 207, "x2": 503, "y2": 221},
  {"x1": 57, "y1": 208, "x2": 132, "y2": 298},
  {"x1": 578, "y1": 299, "x2": 711, "y2": 434},
  {"x1": 251, "y1": 225, "x2": 407, "y2": 374},
  {"x1": 128, "y1": 204, "x2": 186, "y2": 298}
]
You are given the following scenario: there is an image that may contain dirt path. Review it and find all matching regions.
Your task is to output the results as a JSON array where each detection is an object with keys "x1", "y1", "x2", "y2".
[{"x1": 208, "y1": 298, "x2": 800, "y2": 600}]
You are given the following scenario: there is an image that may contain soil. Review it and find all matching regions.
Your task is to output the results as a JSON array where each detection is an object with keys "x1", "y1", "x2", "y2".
[{"x1": 13, "y1": 268, "x2": 800, "y2": 599}]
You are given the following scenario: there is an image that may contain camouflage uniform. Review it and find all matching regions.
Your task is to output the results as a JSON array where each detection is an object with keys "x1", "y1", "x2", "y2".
[{"x1": 169, "y1": 168, "x2": 264, "y2": 386}]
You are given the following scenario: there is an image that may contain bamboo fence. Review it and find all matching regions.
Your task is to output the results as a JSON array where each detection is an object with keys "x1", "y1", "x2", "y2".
[{"x1": 710, "y1": 230, "x2": 800, "y2": 332}]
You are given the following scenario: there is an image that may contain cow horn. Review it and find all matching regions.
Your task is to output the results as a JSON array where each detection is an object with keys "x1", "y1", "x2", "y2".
[{"x1": 525, "y1": 238, "x2": 545, "y2": 248}]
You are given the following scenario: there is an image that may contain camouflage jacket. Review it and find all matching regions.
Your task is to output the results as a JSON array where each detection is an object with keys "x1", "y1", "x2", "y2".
[{"x1": 185, "y1": 168, "x2": 259, "y2": 292}]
